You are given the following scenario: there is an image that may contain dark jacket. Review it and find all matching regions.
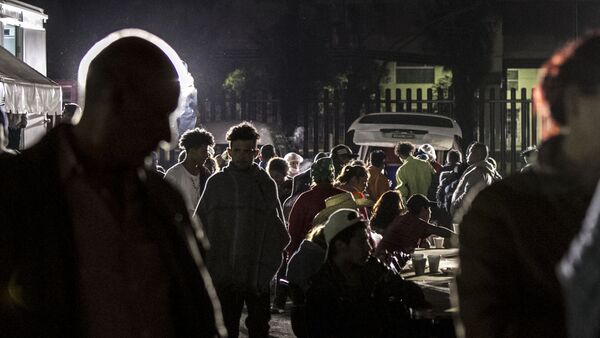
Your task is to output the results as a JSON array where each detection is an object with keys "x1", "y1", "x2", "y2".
[
  {"x1": 305, "y1": 257, "x2": 427, "y2": 338},
  {"x1": 290, "y1": 168, "x2": 312, "y2": 198},
  {"x1": 283, "y1": 169, "x2": 313, "y2": 220},
  {"x1": 450, "y1": 159, "x2": 502, "y2": 215},
  {"x1": 457, "y1": 135, "x2": 593, "y2": 338},
  {"x1": 0, "y1": 126, "x2": 223, "y2": 337}
]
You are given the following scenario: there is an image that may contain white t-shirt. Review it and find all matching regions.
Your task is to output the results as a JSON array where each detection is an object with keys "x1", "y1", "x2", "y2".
[{"x1": 164, "y1": 162, "x2": 202, "y2": 216}]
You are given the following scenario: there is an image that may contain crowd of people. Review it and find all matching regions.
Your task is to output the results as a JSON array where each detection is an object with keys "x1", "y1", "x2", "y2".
[
  {"x1": 3, "y1": 28, "x2": 600, "y2": 338},
  {"x1": 152, "y1": 108, "x2": 510, "y2": 336}
]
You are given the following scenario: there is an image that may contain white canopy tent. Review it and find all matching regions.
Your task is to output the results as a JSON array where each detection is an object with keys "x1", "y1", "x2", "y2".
[
  {"x1": 0, "y1": 45, "x2": 61, "y2": 115},
  {"x1": 0, "y1": 45, "x2": 62, "y2": 148}
]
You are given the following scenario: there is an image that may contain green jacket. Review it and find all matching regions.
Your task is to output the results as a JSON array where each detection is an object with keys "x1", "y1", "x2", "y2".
[{"x1": 395, "y1": 156, "x2": 435, "y2": 200}]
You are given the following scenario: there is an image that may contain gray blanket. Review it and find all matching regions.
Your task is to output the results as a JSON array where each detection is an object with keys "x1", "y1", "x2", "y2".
[{"x1": 196, "y1": 163, "x2": 290, "y2": 292}]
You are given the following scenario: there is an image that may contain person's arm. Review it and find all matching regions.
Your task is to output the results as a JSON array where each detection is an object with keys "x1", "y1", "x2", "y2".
[
  {"x1": 273, "y1": 181, "x2": 287, "y2": 231},
  {"x1": 428, "y1": 162, "x2": 436, "y2": 175},
  {"x1": 194, "y1": 181, "x2": 210, "y2": 231},
  {"x1": 425, "y1": 223, "x2": 455, "y2": 238},
  {"x1": 395, "y1": 167, "x2": 409, "y2": 199},
  {"x1": 287, "y1": 197, "x2": 306, "y2": 255},
  {"x1": 436, "y1": 174, "x2": 449, "y2": 208},
  {"x1": 194, "y1": 174, "x2": 221, "y2": 230},
  {"x1": 451, "y1": 169, "x2": 479, "y2": 212},
  {"x1": 452, "y1": 169, "x2": 488, "y2": 217},
  {"x1": 450, "y1": 178, "x2": 465, "y2": 215},
  {"x1": 456, "y1": 186, "x2": 520, "y2": 337},
  {"x1": 290, "y1": 175, "x2": 299, "y2": 198},
  {"x1": 424, "y1": 223, "x2": 458, "y2": 247}
]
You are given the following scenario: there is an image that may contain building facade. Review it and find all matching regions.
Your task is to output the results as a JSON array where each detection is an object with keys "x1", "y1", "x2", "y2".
[
  {"x1": 0, "y1": 0, "x2": 48, "y2": 75},
  {"x1": 0, "y1": 0, "x2": 61, "y2": 150}
]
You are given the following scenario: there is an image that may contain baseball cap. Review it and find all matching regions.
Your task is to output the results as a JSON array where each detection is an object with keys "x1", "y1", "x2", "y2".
[
  {"x1": 330, "y1": 144, "x2": 358, "y2": 158},
  {"x1": 323, "y1": 208, "x2": 365, "y2": 259},
  {"x1": 406, "y1": 194, "x2": 437, "y2": 214}
]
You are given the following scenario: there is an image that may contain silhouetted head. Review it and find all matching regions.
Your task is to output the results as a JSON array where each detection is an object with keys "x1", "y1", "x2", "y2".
[
  {"x1": 538, "y1": 32, "x2": 600, "y2": 179},
  {"x1": 260, "y1": 144, "x2": 276, "y2": 161},
  {"x1": 75, "y1": 30, "x2": 184, "y2": 168},
  {"x1": 267, "y1": 157, "x2": 289, "y2": 186},
  {"x1": 539, "y1": 33, "x2": 600, "y2": 127},
  {"x1": 330, "y1": 144, "x2": 358, "y2": 167},
  {"x1": 445, "y1": 149, "x2": 462, "y2": 166},
  {"x1": 61, "y1": 103, "x2": 81, "y2": 124},
  {"x1": 370, "y1": 190, "x2": 405, "y2": 230},
  {"x1": 466, "y1": 143, "x2": 489, "y2": 165},
  {"x1": 394, "y1": 142, "x2": 415, "y2": 160},
  {"x1": 336, "y1": 164, "x2": 368, "y2": 193},
  {"x1": 179, "y1": 128, "x2": 215, "y2": 166},
  {"x1": 406, "y1": 194, "x2": 436, "y2": 221},
  {"x1": 369, "y1": 150, "x2": 386, "y2": 168},
  {"x1": 324, "y1": 209, "x2": 371, "y2": 264},
  {"x1": 226, "y1": 122, "x2": 260, "y2": 170}
]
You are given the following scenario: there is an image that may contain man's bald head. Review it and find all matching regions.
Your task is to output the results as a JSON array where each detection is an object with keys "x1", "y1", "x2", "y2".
[
  {"x1": 84, "y1": 37, "x2": 180, "y2": 116},
  {"x1": 74, "y1": 33, "x2": 183, "y2": 168}
]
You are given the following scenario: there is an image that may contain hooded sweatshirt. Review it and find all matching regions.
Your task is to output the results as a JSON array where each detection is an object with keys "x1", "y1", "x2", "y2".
[{"x1": 196, "y1": 163, "x2": 290, "y2": 292}]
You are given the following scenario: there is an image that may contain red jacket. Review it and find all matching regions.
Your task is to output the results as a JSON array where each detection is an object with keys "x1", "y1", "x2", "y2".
[
  {"x1": 287, "y1": 184, "x2": 344, "y2": 255},
  {"x1": 375, "y1": 213, "x2": 431, "y2": 254}
]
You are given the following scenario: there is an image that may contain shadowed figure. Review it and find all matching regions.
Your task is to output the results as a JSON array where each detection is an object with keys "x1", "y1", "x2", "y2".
[
  {"x1": 0, "y1": 29, "x2": 224, "y2": 337},
  {"x1": 457, "y1": 32, "x2": 600, "y2": 338}
]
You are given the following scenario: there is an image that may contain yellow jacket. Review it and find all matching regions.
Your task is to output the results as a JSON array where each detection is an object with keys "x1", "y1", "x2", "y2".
[{"x1": 395, "y1": 156, "x2": 435, "y2": 200}]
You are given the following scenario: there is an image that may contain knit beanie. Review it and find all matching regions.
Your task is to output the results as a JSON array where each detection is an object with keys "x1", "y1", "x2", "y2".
[{"x1": 310, "y1": 157, "x2": 335, "y2": 183}]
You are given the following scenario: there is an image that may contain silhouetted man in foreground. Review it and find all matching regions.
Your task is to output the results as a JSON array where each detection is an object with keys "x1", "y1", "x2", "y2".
[
  {"x1": 458, "y1": 32, "x2": 600, "y2": 337},
  {"x1": 0, "y1": 29, "x2": 224, "y2": 337}
]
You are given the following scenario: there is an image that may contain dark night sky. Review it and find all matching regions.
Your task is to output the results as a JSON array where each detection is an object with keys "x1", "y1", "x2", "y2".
[
  {"x1": 27, "y1": 1, "x2": 600, "y2": 89},
  {"x1": 27, "y1": 0, "x2": 250, "y2": 83}
]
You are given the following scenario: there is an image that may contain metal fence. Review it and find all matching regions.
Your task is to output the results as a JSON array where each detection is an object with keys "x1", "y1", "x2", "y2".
[
  {"x1": 198, "y1": 90, "x2": 281, "y2": 125},
  {"x1": 181, "y1": 87, "x2": 541, "y2": 177},
  {"x1": 477, "y1": 87, "x2": 538, "y2": 176}
]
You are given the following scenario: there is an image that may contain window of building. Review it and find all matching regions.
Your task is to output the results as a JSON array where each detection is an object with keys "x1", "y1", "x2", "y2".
[
  {"x1": 396, "y1": 67, "x2": 435, "y2": 84},
  {"x1": 3, "y1": 24, "x2": 16, "y2": 56},
  {"x1": 507, "y1": 69, "x2": 519, "y2": 91}
]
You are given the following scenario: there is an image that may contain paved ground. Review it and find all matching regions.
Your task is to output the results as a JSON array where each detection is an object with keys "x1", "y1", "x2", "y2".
[{"x1": 239, "y1": 302, "x2": 295, "y2": 338}]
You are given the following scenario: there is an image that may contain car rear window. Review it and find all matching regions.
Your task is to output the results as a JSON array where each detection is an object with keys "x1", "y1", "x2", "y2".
[
  {"x1": 359, "y1": 114, "x2": 454, "y2": 128},
  {"x1": 364, "y1": 146, "x2": 402, "y2": 165}
]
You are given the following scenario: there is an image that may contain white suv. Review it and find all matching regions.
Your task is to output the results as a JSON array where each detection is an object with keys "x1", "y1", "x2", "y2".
[{"x1": 348, "y1": 112, "x2": 462, "y2": 185}]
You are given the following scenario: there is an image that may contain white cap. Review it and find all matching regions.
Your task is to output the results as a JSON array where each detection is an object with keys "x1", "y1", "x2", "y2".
[
  {"x1": 284, "y1": 152, "x2": 304, "y2": 163},
  {"x1": 419, "y1": 144, "x2": 436, "y2": 161}
]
